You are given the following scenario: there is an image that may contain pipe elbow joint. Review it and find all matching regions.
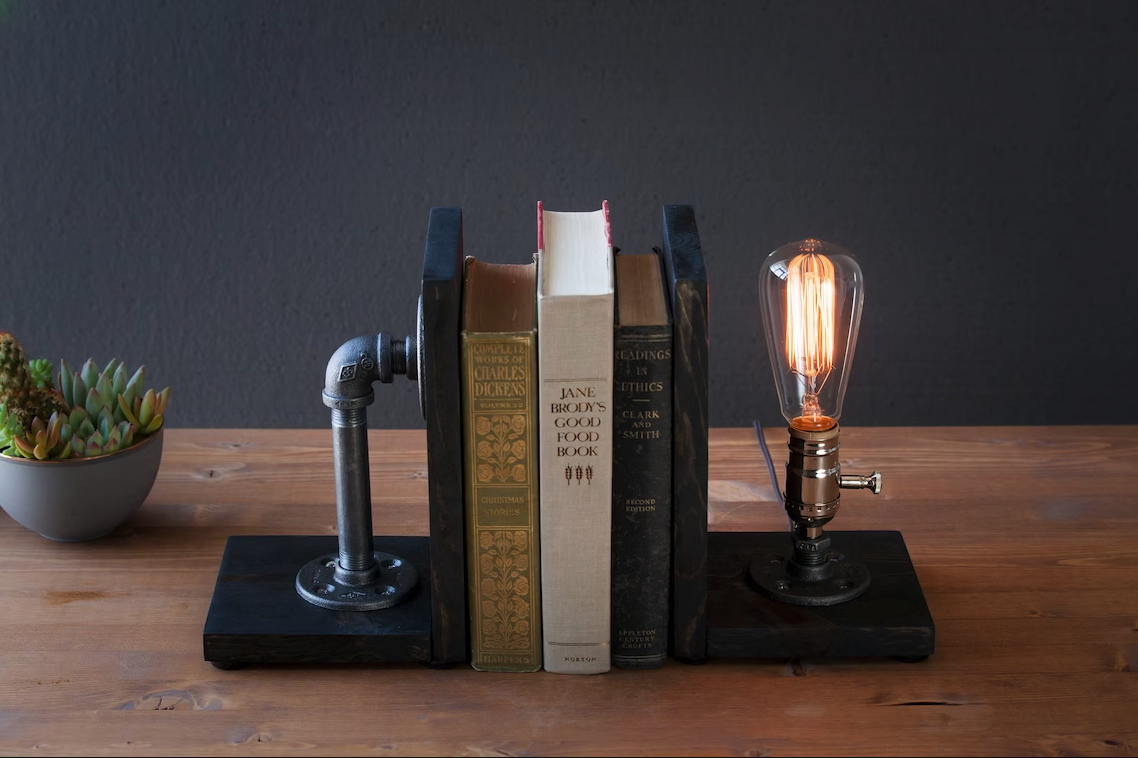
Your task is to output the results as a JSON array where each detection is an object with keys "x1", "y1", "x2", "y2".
[{"x1": 323, "y1": 334, "x2": 387, "y2": 410}]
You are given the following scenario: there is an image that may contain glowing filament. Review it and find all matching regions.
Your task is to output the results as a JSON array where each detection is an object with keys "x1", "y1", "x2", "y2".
[{"x1": 785, "y1": 251, "x2": 835, "y2": 417}]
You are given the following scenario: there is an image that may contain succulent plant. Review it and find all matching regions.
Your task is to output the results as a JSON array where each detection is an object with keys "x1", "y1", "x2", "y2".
[
  {"x1": 28, "y1": 358, "x2": 53, "y2": 388},
  {"x1": 0, "y1": 333, "x2": 170, "y2": 460},
  {"x1": 58, "y1": 358, "x2": 168, "y2": 439},
  {"x1": 0, "y1": 402, "x2": 22, "y2": 452},
  {"x1": 3, "y1": 411, "x2": 75, "y2": 460}
]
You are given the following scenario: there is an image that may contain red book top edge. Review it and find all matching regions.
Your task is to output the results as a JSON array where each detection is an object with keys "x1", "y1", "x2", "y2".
[
  {"x1": 602, "y1": 200, "x2": 611, "y2": 248},
  {"x1": 536, "y1": 201, "x2": 544, "y2": 252}
]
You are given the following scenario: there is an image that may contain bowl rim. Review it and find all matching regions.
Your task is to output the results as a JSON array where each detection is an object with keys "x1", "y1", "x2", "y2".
[{"x1": 0, "y1": 427, "x2": 163, "y2": 467}]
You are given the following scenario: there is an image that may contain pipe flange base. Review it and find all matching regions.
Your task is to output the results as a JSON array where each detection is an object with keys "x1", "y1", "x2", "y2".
[
  {"x1": 296, "y1": 551, "x2": 419, "y2": 611},
  {"x1": 749, "y1": 553, "x2": 871, "y2": 606}
]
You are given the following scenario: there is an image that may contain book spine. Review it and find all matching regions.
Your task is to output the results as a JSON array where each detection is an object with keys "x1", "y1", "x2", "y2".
[
  {"x1": 611, "y1": 326, "x2": 672, "y2": 669},
  {"x1": 462, "y1": 331, "x2": 542, "y2": 672},
  {"x1": 538, "y1": 295, "x2": 614, "y2": 674},
  {"x1": 662, "y1": 205, "x2": 709, "y2": 663}
]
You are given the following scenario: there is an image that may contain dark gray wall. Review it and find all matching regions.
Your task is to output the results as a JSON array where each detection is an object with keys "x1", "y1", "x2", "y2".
[{"x1": 2, "y1": 1, "x2": 1135, "y2": 430}]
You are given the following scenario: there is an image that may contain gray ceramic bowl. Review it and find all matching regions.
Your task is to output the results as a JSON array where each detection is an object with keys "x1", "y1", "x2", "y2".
[{"x1": 0, "y1": 429, "x2": 163, "y2": 541}]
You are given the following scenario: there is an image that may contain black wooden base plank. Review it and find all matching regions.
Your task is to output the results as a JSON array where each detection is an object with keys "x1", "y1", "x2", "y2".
[
  {"x1": 707, "y1": 530, "x2": 935, "y2": 659},
  {"x1": 203, "y1": 535, "x2": 433, "y2": 667}
]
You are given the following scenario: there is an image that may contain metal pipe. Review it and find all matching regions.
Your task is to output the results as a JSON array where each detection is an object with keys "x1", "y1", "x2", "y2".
[
  {"x1": 321, "y1": 335, "x2": 387, "y2": 582},
  {"x1": 295, "y1": 331, "x2": 420, "y2": 611},
  {"x1": 331, "y1": 407, "x2": 373, "y2": 575}
]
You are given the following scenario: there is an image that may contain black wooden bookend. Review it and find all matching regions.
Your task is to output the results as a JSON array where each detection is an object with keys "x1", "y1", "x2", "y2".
[
  {"x1": 708, "y1": 531, "x2": 934, "y2": 659},
  {"x1": 661, "y1": 205, "x2": 709, "y2": 664},
  {"x1": 660, "y1": 205, "x2": 934, "y2": 662},
  {"x1": 203, "y1": 207, "x2": 467, "y2": 669}
]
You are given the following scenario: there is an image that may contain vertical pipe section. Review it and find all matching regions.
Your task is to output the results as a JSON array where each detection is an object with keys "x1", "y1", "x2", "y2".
[
  {"x1": 331, "y1": 407, "x2": 374, "y2": 573},
  {"x1": 296, "y1": 331, "x2": 423, "y2": 610}
]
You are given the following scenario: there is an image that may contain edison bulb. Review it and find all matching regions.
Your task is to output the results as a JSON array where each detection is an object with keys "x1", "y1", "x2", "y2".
[{"x1": 759, "y1": 239, "x2": 864, "y2": 431}]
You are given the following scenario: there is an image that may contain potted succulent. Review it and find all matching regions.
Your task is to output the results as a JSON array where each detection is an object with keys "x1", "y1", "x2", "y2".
[{"x1": 0, "y1": 331, "x2": 170, "y2": 541}]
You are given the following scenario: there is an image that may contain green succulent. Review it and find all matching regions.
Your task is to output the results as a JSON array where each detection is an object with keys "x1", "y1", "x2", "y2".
[
  {"x1": 59, "y1": 358, "x2": 168, "y2": 439},
  {"x1": 28, "y1": 358, "x2": 53, "y2": 388},
  {"x1": 0, "y1": 333, "x2": 170, "y2": 460},
  {"x1": 59, "y1": 404, "x2": 136, "y2": 458},
  {"x1": 2, "y1": 411, "x2": 74, "y2": 460},
  {"x1": 0, "y1": 402, "x2": 23, "y2": 451}
]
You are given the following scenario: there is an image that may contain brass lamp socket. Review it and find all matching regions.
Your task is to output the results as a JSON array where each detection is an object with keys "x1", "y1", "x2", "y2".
[
  {"x1": 785, "y1": 423, "x2": 842, "y2": 539},
  {"x1": 749, "y1": 423, "x2": 881, "y2": 606}
]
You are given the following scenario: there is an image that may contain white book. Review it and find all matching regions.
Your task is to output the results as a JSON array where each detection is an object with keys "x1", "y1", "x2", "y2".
[{"x1": 536, "y1": 201, "x2": 615, "y2": 675}]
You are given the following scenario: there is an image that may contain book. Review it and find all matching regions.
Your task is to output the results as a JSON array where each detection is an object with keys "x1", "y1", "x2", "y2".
[
  {"x1": 536, "y1": 201, "x2": 615, "y2": 675},
  {"x1": 660, "y1": 205, "x2": 709, "y2": 663},
  {"x1": 611, "y1": 251, "x2": 673, "y2": 670},
  {"x1": 461, "y1": 257, "x2": 542, "y2": 672}
]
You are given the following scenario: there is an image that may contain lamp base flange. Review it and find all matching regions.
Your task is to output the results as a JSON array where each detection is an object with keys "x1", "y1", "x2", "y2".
[
  {"x1": 749, "y1": 553, "x2": 871, "y2": 606},
  {"x1": 296, "y1": 550, "x2": 420, "y2": 611},
  {"x1": 203, "y1": 535, "x2": 432, "y2": 668},
  {"x1": 708, "y1": 530, "x2": 934, "y2": 659}
]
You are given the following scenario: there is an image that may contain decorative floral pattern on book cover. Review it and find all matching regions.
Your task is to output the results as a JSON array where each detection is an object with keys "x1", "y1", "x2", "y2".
[
  {"x1": 476, "y1": 529, "x2": 532, "y2": 649},
  {"x1": 475, "y1": 415, "x2": 527, "y2": 484}
]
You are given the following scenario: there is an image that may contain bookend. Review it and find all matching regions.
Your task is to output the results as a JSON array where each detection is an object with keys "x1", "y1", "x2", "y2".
[
  {"x1": 660, "y1": 206, "x2": 935, "y2": 662},
  {"x1": 203, "y1": 207, "x2": 467, "y2": 668}
]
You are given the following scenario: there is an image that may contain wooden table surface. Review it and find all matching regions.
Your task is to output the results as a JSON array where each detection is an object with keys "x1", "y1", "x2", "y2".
[{"x1": 1, "y1": 426, "x2": 1136, "y2": 757}]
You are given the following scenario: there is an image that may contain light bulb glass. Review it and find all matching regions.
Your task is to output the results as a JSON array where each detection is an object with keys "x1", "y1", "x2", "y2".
[{"x1": 759, "y1": 239, "x2": 864, "y2": 431}]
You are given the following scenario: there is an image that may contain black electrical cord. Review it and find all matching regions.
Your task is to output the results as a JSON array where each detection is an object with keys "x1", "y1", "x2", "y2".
[{"x1": 753, "y1": 418, "x2": 793, "y2": 531}]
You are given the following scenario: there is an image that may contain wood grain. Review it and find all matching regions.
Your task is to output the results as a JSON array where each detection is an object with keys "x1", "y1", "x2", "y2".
[{"x1": 0, "y1": 426, "x2": 1136, "y2": 756}]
